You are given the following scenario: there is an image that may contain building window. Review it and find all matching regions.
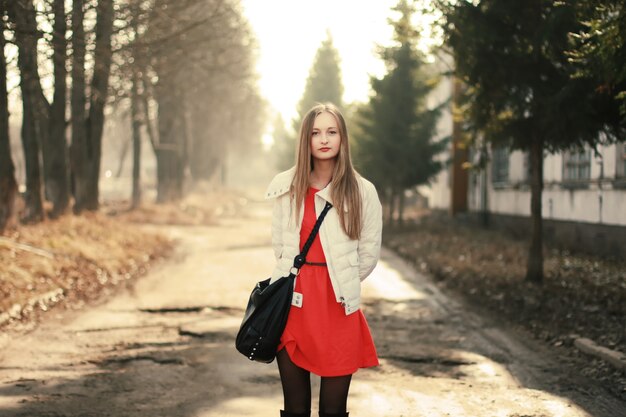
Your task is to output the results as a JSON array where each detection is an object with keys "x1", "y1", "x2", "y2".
[
  {"x1": 616, "y1": 143, "x2": 626, "y2": 178},
  {"x1": 562, "y1": 148, "x2": 591, "y2": 182},
  {"x1": 491, "y1": 146, "x2": 509, "y2": 185}
]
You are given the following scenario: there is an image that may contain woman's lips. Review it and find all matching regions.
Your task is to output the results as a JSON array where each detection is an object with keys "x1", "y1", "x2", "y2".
[{"x1": 319, "y1": 148, "x2": 331, "y2": 152}]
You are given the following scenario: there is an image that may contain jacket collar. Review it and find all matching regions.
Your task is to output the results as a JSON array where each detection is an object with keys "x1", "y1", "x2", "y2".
[
  {"x1": 315, "y1": 185, "x2": 334, "y2": 206},
  {"x1": 265, "y1": 167, "x2": 296, "y2": 199},
  {"x1": 265, "y1": 166, "x2": 343, "y2": 210}
]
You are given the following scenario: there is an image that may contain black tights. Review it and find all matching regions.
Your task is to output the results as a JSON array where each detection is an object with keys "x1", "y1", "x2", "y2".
[{"x1": 277, "y1": 348, "x2": 352, "y2": 414}]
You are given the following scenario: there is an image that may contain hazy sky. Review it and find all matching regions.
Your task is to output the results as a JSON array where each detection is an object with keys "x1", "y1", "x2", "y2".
[{"x1": 241, "y1": 0, "x2": 398, "y2": 125}]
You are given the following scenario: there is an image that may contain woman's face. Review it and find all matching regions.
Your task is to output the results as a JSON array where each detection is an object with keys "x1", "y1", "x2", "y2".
[{"x1": 310, "y1": 111, "x2": 341, "y2": 162}]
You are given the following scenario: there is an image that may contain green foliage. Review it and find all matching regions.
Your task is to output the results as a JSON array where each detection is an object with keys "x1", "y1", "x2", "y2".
[
  {"x1": 436, "y1": 0, "x2": 626, "y2": 283},
  {"x1": 273, "y1": 32, "x2": 344, "y2": 170},
  {"x1": 438, "y1": 0, "x2": 624, "y2": 153},
  {"x1": 297, "y1": 32, "x2": 344, "y2": 118},
  {"x1": 355, "y1": 0, "x2": 446, "y2": 193},
  {"x1": 568, "y1": 1, "x2": 626, "y2": 121}
]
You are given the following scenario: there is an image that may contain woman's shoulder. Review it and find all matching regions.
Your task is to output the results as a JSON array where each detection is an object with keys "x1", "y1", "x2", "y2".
[
  {"x1": 355, "y1": 173, "x2": 378, "y2": 196},
  {"x1": 264, "y1": 166, "x2": 296, "y2": 199}
]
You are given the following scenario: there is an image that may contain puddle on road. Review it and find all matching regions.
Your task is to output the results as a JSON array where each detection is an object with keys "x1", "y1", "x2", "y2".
[
  {"x1": 244, "y1": 374, "x2": 280, "y2": 384},
  {"x1": 139, "y1": 305, "x2": 243, "y2": 315},
  {"x1": 91, "y1": 355, "x2": 185, "y2": 367},
  {"x1": 381, "y1": 354, "x2": 475, "y2": 367},
  {"x1": 178, "y1": 329, "x2": 232, "y2": 342}
]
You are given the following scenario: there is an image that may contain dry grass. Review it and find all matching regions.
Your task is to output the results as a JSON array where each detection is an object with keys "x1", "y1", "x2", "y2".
[
  {"x1": 384, "y1": 211, "x2": 626, "y2": 397},
  {"x1": 0, "y1": 211, "x2": 171, "y2": 329},
  {"x1": 0, "y1": 188, "x2": 246, "y2": 330}
]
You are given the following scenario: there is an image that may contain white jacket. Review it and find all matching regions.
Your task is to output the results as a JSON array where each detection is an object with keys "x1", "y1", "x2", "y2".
[{"x1": 264, "y1": 167, "x2": 383, "y2": 315}]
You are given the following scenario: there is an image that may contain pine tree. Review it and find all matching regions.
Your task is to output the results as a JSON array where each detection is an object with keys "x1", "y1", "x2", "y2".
[
  {"x1": 438, "y1": 0, "x2": 624, "y2": 283},
  {"x1": 570, "y1": 1, "x2": 626, "y2": 120},
  {"x1": 356, "y1": 0, "x2": 446, "y2": 224},
  {"x1": 296, "y1": 32, "x2": 344, "y2": 118},
  {"x1": 274, "y1": 32, "x2": 344, "y2": 169}
]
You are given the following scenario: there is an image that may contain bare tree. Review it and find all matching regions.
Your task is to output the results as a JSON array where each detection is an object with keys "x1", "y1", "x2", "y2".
[
  {"x1": 70, "y1": 0, "x2": 88, "y2": 213},
  {"x1": 8, "y1": 0, "x2": 71, "y2": 220},
  {"x1": 72, "y1": 0, "x2": 115, "y2": 213},
  {"x1": 7, "y1": 0, "x2": 72, "y2": 220},
  {"x1": 0, "y1": 4, "x2": 18, "y2": 231},
  {"x1": 7, "y1": 0, "x2": 46, "y2": 222},
  {"x1": 130, "y1": 1, "x2": 141, "y2": 207},
  {"x1": 48, "y1": 0, "x2": 71, "y2": 217},
  {"x1": 104, "y1": 0, "x2": 264, "y2": 202},
  {"x1": 145, "y1": 0, "x2": 263, "y2": 193}
]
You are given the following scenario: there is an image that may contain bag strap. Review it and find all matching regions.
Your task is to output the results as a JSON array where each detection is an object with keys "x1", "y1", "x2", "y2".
[{"x1": 291, "y1": 201, "x2": 333, "y2": 271}]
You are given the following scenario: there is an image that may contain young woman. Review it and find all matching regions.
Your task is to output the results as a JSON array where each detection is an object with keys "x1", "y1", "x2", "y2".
[{"x1": 264, "y1": 103, "x2": 383, "y2": 417}]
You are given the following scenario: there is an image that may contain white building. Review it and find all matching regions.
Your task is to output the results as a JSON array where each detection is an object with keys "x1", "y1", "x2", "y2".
[
  {"x1": 426, "y1": 70, "x2": 626, "y2": 258},
  {"x1": 461, "y1": 144, "x2": 626, "y2": 226}
]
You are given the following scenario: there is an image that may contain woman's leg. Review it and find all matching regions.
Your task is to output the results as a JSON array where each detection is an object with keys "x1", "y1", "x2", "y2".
[
  {"x1": 277, "y1": 348, "x2": 311, "y2": 414},
  {"x1": 319, "y1": 374, "x2": 352, "y2": 415}
]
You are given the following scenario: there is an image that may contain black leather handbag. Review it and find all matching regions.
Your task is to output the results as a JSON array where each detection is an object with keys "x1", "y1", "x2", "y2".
[{"x1": 235, "y1": 201, "x2": 333, "y2": 363}]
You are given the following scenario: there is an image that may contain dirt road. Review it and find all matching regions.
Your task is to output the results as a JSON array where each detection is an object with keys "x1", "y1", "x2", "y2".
[{"x1": 0, "y1": 199, "x2": 624, "y2": 417}]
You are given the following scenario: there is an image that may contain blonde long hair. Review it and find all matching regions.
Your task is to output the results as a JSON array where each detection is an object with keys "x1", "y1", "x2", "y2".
[{"x1": 290, "y1": 103, "x2": 363, "y2": 240}]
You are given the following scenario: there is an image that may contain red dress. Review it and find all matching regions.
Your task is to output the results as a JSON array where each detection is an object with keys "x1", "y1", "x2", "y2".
[{"x1": 277, "y1": 186, "x2": 379, "y2": 376}]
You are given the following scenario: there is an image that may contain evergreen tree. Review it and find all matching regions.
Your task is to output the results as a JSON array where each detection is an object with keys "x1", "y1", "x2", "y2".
[
  {"x1": 570, "y1": 1, "x2": 626, "y2": 120},
  {"x1": 274, "y1": 32, "x2": 344, "y2": 169},
  {"x1": 296, "y1": 32, "x2": 344, "y2": 118},
  {"x1": 356, "y1": 0, "x2": 446, "y2": 224},
  {"x1": 271, "y1": 114, "x2": 294, "y2": 172},
  {"x1": 438, "y1": 0, "x2": 624, "y2": 283}
]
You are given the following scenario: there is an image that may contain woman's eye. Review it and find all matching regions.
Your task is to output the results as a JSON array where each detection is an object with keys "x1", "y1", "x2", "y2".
[
  {"x1": 329, "y1": 131, "x2": 337, "y2": 135},
  {"x1": 312, "y1": 131, "x2": 319, "y2": 136}
]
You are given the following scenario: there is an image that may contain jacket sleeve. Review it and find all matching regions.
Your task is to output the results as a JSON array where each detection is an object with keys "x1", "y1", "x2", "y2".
[
  {"x1": 271, "y1": 196, "x2": 283, "y2": 261},
  {"x1": 357, "y1": 182, "x2": 383, "y2": 281}
]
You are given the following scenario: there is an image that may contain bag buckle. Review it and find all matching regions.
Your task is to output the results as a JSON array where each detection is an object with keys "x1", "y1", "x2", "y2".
[
  {"x1": 289, "y1": 254, "x2": 306, "y2": 276},
  {"x1": 293, "y1": 254, "x2": 306, "y2": 269}
]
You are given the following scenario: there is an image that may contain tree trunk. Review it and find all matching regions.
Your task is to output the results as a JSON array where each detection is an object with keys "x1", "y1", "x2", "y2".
[
  {"x1": 82, "y1": 0, "x2": 114, "y2": 211},
  {"x1": 141, "y1": 72, "x2": 157, "y2": 151},
  {"x1": 20, "y1": 91, "x2": 44, "y2": 222},
  {"x1": 155, "y1": 81, "x2": 183, "y2": 203},
  {"x1": 179, "y1": 96, "x2": 190, "y2": 185},
  {"x1": 47, "y1": 0, "x2": 70, "y2": 218},
  {"x1": 11, "y1": 0, "x2": 67, "y2": 217},
  {"x1": 189, "y1": 106, "x2": 220, "y2": 181},
  {"x1": 381, "y1": 187, "x2": 389, "y2": 224},
  {"x1": 450, "y1": 77, "x2": 468, "y2": 216},
  {"x1": 7, "y1": 0, "x2": 46, "y2": 223},
  {"x1": 114, "y1": 137, "x2": 130, "y2": 178},
  {"x1": 131, "y1": 87, "x2": 141, "y2": 207},
  {"x1": 388, "y1": 188, "x2": 397, "y2": 226},
  {"x1": 70, "y1": 0, "x2": 89, "y2": 213},
  {"x1": 0, "y1": 11, "x2": 18, "y2": 232},
  {"x1": 480, "y1": 163, "x2": 489, "y2": 228},
  {"x1": 130, "y1": 31, "x2": 142, "y2": 208},
  {"x1": 525, "y1": 137, "x2": 544, "y2": 283},
  {"x1": 398, "y1": 188, "x2": 405, "y2": 225}
]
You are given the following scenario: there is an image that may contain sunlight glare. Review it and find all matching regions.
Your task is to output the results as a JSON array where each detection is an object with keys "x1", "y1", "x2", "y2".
[
  {"x1": 261, "y1": 133, "x2": 274, "y2": 151},
  {"x1": 364, "y1": 259, "x2": 427, "y2": 301},
  {"x1": 241, "y1": 0, "x2": 440, "y2": 123}
]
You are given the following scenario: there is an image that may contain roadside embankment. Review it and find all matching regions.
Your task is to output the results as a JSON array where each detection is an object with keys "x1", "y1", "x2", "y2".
[
  {"x1": 383, "y1": 212, "x2": 626, "y2": 400},
  {"x1": 0, "y1": 189, "x2": 247, "y2": 333}
]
